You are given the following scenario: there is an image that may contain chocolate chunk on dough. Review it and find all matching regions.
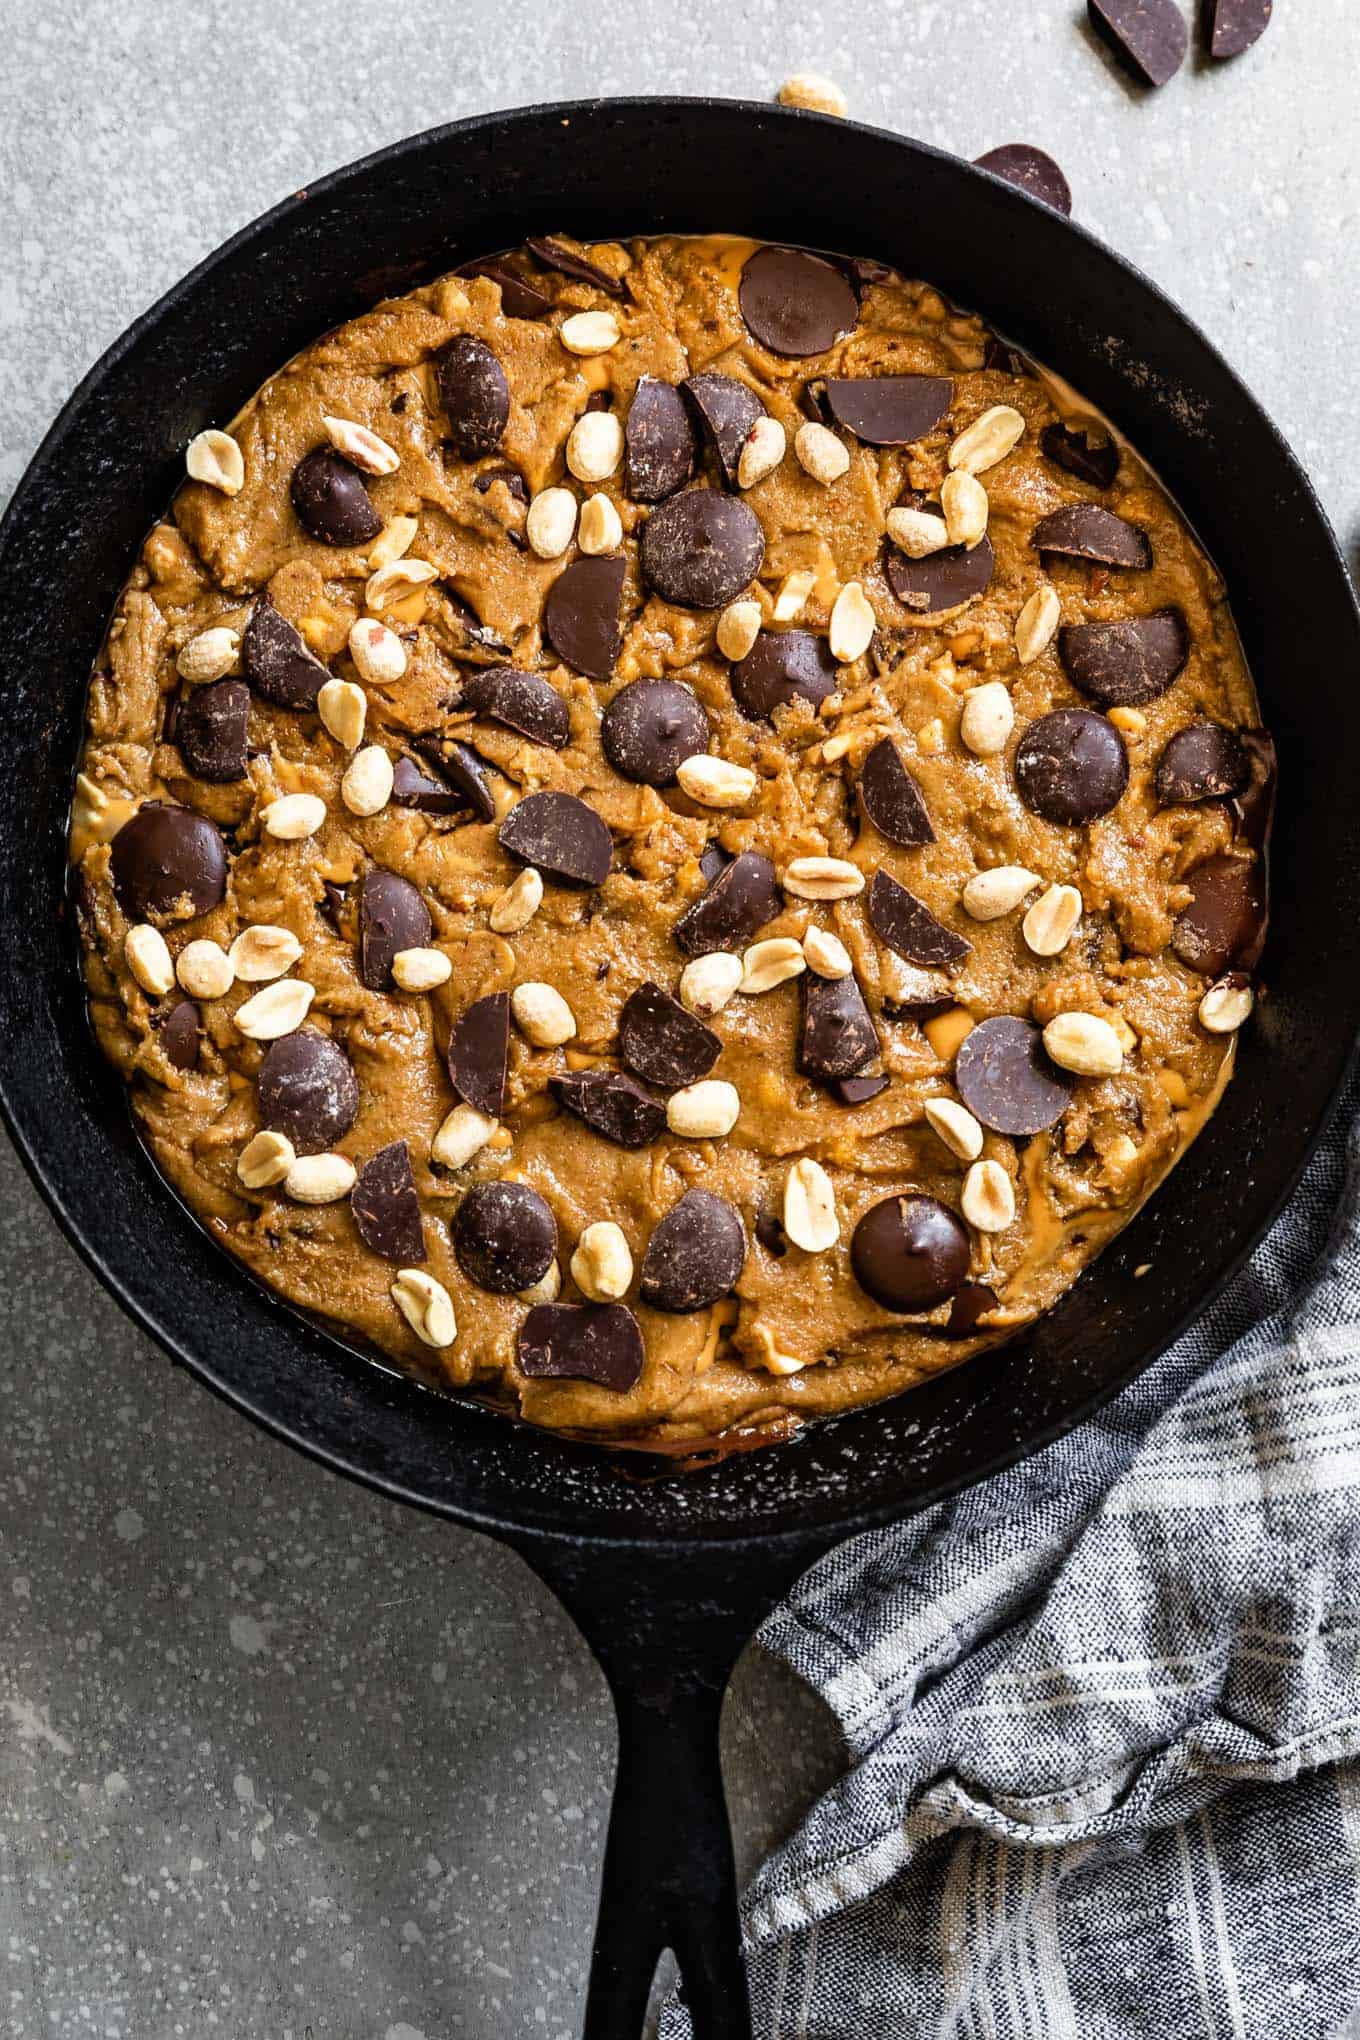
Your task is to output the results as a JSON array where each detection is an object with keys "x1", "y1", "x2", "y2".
[
  {"x1": 460, "y1": 667, "x2": 570, "y2": 749},
  {"x1": 159, "y1": 999, "x2": 201, "y2": 1071},
  {"x1": 799, "y1": 973, "x2": 880, "y2": 1081},
  {"x1": 455, "y1": 1181, "x2": 557, "y2": 1294},
  {"x1": 738, "y1": 245, "x2": 860, "y2": 357},
  {"x1": 1087, "y1": 0, "x2": 1188, "y2": 85},
  {"x1": 1041, "y1": 422, "x2": 1120, "y2": 489},
  {"x1": 851, "y1": 1194, "x2": 970, "y2": 1312},
  {"x1": 175, "y1": 680, "x2": 249, "y2": 783},
  {"x1": 351, "y1": 1141, "x2": 426, "y2": 1264},
  {"x1": 1155, "y1": 723, "x2": 1251, "y2": 805},
  {"x1": 640, "y1": 1190, "x2": 747, "y2": 1312},
  {"x1": 1172, "y1": 853, "x2": 1266, "y2": 976},
  {"x1": 437, "y1": 336, "x2": 510, "y2": 461},
  {"x1": 858, "y1": 739, "x2": 935, "y2": 847},
  {"x1": 242, "y1": 600, "x2": 331, "y2": 710},
  {"x1": 625, "y1": 379, "x2": 698, "y2": 502},
  {"x1": 682, "y1": 374, "x2": 767, "y2": 490},
  {"x1": 639, "y1": 489, "x2": 764, "y2": 609},
  {"x1": 731, "y1": 631, "x2": 838, "y2": 720},
  {"x1": 601, "y1": 680, "x2": 708, "y2": 786},
  {"x1": 524, "y1": 235, "x2": 627, "y2": 298},
  {"x1": 823, "y1": 376, "x2": 953, "y2": 445},
  {"x1": 1014, "y1": 709, "x2": 1129, "y2": 824},
  {"x1": 358, "y1": 868, "x2": 432, "y2": 990},
  {"x1": 290, "y1": 448, "x2": 381, "y2": 546},
  {"x1": 544, "y1": 556, "x2": 626, "y2": 680},
  {"x1": 411, "y1": 736, "x2": 498, "y2": 822},
  {"x1": 674, "y1": 851, "x2": 781, "y2": 956},
  {"x1": 832, "y1": 1072, "x2": 891, "y2": 1106},
  {"x1": 884, "y1": 533, "x2": 995, "y2": 616},
  {"x1": 518, "y1": 1302, "x2": 644, "y2": 1390},
  {"x1": 955, "y1": 1016, "x2": 1072, "y2": 1135},
  {"x1": 456, "y1": 256, "x2": 552, "y2": 320},
  {"x1": 391, "y1": 756, "x2": 466, "y2": 815},
  {"x1": 447, "y1": 992, "x2": 510, "y2": 1117},
  {"x1": 619, "y1": 982, "x2": 721, "y2": 1089},
  {"x1": 973, "y1": 144, "x2": 1072, "y2": 216},
  {"x1": 258, "y1": 1030, "x2": 359, "y2": 1154},
  {"x1": 550, "y1": 1070, "x2": 666, "y2": 1149},
  {"x1": 1059, "y1": 611, "x2": 1189, "y2": 707},
  {"x1": 110, "y1": 803, "x2": 228, "y2": 923},
  {"x1": 498, "y1": 791, "x2": 612, "y2": 889},
  {"x1": 1032, "y1": 504, "x2": 1151, "y2": 569},
  {"x1": 868, "y1": 871, "x2": 970, "y2": 968}
]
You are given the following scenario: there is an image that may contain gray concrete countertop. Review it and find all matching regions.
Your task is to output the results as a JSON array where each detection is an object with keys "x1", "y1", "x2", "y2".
[{"x1": 1, "y1": 4, "x2": 1356, "y2": 2035}]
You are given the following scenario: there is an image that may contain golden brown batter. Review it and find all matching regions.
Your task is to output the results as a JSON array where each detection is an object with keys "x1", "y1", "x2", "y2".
[{"x1": 69, "y1": 232, "x2": 1271, "y2": 1450}]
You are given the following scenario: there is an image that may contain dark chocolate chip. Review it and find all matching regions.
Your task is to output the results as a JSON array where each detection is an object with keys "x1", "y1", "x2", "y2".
[
  {"x1": 290, "y1": 448, "x2": 382, "y2": 546},
  {"x1": 601, "y1": 680, "x2": 708, "y2": 786},
  {"x1": 447, "y1": 991, "x2": 510, "y2": 1116},
  {"x1": 731, "y1": 630, "x2": 838, "y2": 720},
  {"x1": 1206, "y1": 0, "x2": 1271, "y2": 57},
  {"x1": 699, "y1": 841, "x2": 733, "y2": 884},
  {"x1": 868, "y1": 870, "x2": 970, "y2": 969},
  {"x1": 945, "y1": 1281, "x2": 999, "y2": 1335},
  {"x1": 1014, "y1": 708, "x2": 1129, "y2": 825},
  {"x1": 681, "y1": 374, "x2": 767, "y2": 490},
  {"x1": 460, "y1": 666, "x2": 570, "y2": 748},
  {"x1": 955, "y1": 1015, "x2": 1072, "y2": 1135},
  {"x1": 175, "y1": 680, "x2": 249, "y2": 783},
  {"x1": 823, "y1": 376, "x2": 953, "y2": 446},
  {"x1": 851, "y1": 1194, "x2": 970, "y2": 1312},
  {"x1": 411, "y1": 735, "x2": 498, "y2": 821},
  {"x1": 320, "y1": 880, "x2": 349, "y2": 933},
  {"x1": 973, "y1": 144, "x2": 1072, "y2": 216},
  {"x1": 674, "y1": 850, "x2": 781, "y2": 955},
  {"x1": 738, "y1": 245, "x2": 860, "y2": 358},
  {"x1": 1172, "y1": 853, "x2": 1266, "y2": 976},
  {"x1": 455, "y1": 1180, "x2": 556, "y2": 1294},
  {"x1": 1041, "y1": 422, "x2": 1120, "y2": 489},
  {"x1": 1233, "y1": 729, "x2": 1277, "y2": 850},
  {"x1": 524, "y1": 235, "x2": 627, "y2": 298},
  {"x1": 159, "y1": 999, "x2": 201, "y2": 1071},
  {"x1": 884, "y1": 532, "x2": 995, "y2": 616},
  {"x1": 456, "y1": 256, "x2": 552, "y2": 320},
  {"x1": 437, "y1": 336, "x2": 510, "y2": 461},
  {"x1": 444, "y1": 588, "x2": 511, "y2": 655},
  {"x1": 1088, "y1": 0, "x2": 1188, "y2": 85},
  {"x1": 358, "y1": 867, "x2": 432, "y2": 990},
  {"x1": 474, "y1": 462, "x2": 530, "y2": 503},
  {"x1": 517, "y1": 1301, "x2": 644, "y2": 1390},
  {"x1": 544, "y1": 555, "x2": 626, "y2": 679},
  {"x1": 110, "y1": 802, "x2": 228, "y2": 923},
  {"x1": 639, "y1": 1189, "x2": 746, "y2": 1312},
  {"x1": 351, "y1": 1140, "x2": 425, "y2": 1263},
  {"x1": 833, "y1": 1072, "x2": 890, "y2": 1106},
  {"x1": 1058, "y1": 610, "x2": 1189, "y2": 706},
  {"x1": 619, "y1": 981, "x2": 721, "y2": 1090},
  {"x1": 1155, "y1": 723, "x2": 1251, "y2": 806},
  {"x1": 258, "y1": 1029, "x2": 360, "y2": 1154},
  {"x1": 755, "y1": 1210, "x2": 788, "y2": 1257},
  {"x1": 625, "y1": 378, "x2": 698, "y2": 503},
  {"x1": 550, "y1": 1069, "x2": 665, "y2": 1149},
  {"x1": 1033, "y1": 504, "x2": 1151, "y2": 569},
  {"x1": 242, "y1": 599, "x2": 331, "y2": 710},
  {"x1": 640, "y1": 488, "x2": 765, "y2": 611},
  {"x1": 858, "y1": 739, "x2": 936, "y2": 847},
  {"x1": 391, "y1": 755, "x2": 466, "y2": 815},
  {"x1": 799, "y1": 972, "x2": 879, "y2": 1082},
  {"x1": 498, "y1": 790, "x2": 612, "y2": 889}
]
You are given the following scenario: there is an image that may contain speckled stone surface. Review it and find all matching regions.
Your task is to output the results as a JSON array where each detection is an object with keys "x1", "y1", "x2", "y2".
[{"x1": 1, "y1": 4, "x2": 1357, "y2": 2035}]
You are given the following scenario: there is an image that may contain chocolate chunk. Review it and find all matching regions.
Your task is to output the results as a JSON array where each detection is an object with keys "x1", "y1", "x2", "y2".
[
  {"x1": 1033, "y1": 504, "x2": 1151, "y2": 569},
  {"x1": 411, "y1": 736, "x2": 498, "y2": 821},
  {"x1": 110, "y1": 802, "x2": 228, "y2": 922},
  {"x1": 455, "y1": 1181, "x2": 556, "y2": 1294},
  {"x1": 619, "y1": 981, "x2": 721, "y2": 1090},
  {"x1": 544, "y1": 555, "x2": 626, "y2": 679},
  {"x1": 738, "y1": 245, "x2": 860, "y2": 358},
  {"x1": 639, "y1": 488, "x2": 764, "y2": 610},
  {"x1": 1207, "y1": 0, "x2": 1271, "y2": 57},
  {"x1": 699, "y1": 841, "x2": 733, "y2": 884},
  {"x1": 437, "y1": 336, "x2": 510, "y2": 461},
  {"x1": 868, "y1": 871, "x2": 970, "y2": 969},
  {"x1": 320, "y1": 880, "x2": 349, "y2": 933},
  {"x1": 1155, "y1": 723, "x2": 1251, "y2": 806},
  {"x1": 290, "y1": 447, "x2": 382, "y2": 546},
  {"x1": 358, "y1": 867, "x2": 432, "y2": 990},
  {"x1": 858, "y1": 739, "x2": 935, "y2": 847},
  {"x1": 884, "y1": 532, "x2": 995, "y2": 616},
  {"x1": 983, "y1": 334, "x2": 1032, "y2": 377},
  {"x1": 674, "y1": 850, "x2": 781, "y2": 955},
  {"x1": 625, "y1": 379, "x2": 698, "y2": 502},
  {"x1": 955, "y1": 1016, "x2": 1072, "y2": 1135},
  {"x1": 518, "y1": 1301, "x2": 644, "y2": 1390},
  {"x1": 851, "y1": 1194, "x2": 970, "y2": 1312},
  {"x1": 681, "y1": 374, "x2": 767, "y2": 489},
  {"x1": 639, "y1": 1189, "x2": 746, "y2": 1312},
  {"x1": 444, "y1": 588, "x2": 511, "y2": 655},
  {"x1": 456, "y1": 256, "x2": 552, "y2": 320},
  {"x1": 973, "y1": 144, "x2": 1072, "y2": 216},
  {"x1": 731, "y1": 630, "x2": 838, "y2": 719},
  {"x1": 175, "y1": 679, "x2": 249, "y2": 782},
  {"x1": 391, "y1": 755, "x2": 465, "y2": 815},
  {"x1": 242, "y1": 599, "x2": 331, "y2": 710},
  {"x1": 945, "y1": 1281, "x2": 998, "y2": 1335},
  {"x1": 351, "y1": 1141, "x2": 425, "y2": 1263},
  {"x1": 1041, "y1": 422, "x2": 1120, "y2": 489},
  {"x1": 499, "y1": 790, "x2": 612, "y2": 889},
  {"x1": 159, "y1": 999, "x2": 201, "y2": 1071},
  {"x1": 550, "y1": 1069, "x2": 666, "y2": 1148},
  {"x1": 258, "y1": 1029, "x2": 360, "y2": 1154},
  {"x1": 823, "y1": 376, "x2": 953, "y2": 446},
  {"x1": 1233, "y1": 729, "x2": 1277, "y2": 850},
  {"x1": 832, "y1": 1072, "x2": 890, "y2": 1106},
  {"x1": 444, "y1": 993, "x2": 508, "y2": 1116},
  {"x1": 601, "y1": 680, "x2": 708, "y2": 786},
  {"x1": 460, "y1": 666, "x2": 570, "y2": 748},
  {"x1": 1088, "y1": 0, "x2": 1188, "y2": 84},
  {"x1": 524, "y1": 235, "x2": 626, "y2": 298},
  {"x1": 799, "y1": 972, "x2": 879, "y2": 1081},
  {"x1": 474, "y1": 462, "x2": 529, "y2": 503},
  {"x1": 1172, "y1": 853, "x2": 1266, "y2": 976},
  {"x1": 1014, "y1": 708, "x2": 1130, "y2": 825},
  {"x1": 1059, "y1": 610, "x2": 1188, "y2": 706},
  {"x1": 755, "y1": 1210, "x2": 788, "y2": 1257}
]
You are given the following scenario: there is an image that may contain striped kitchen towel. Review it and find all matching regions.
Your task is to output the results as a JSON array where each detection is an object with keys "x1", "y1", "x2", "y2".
[{"x1": 665, "y1": 1063, "x2": 1360, "y2": 2039}]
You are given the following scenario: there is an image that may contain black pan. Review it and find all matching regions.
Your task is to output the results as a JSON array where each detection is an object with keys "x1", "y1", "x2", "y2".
[{"x1": 1, "y1": 99, "x2": 1356, "y2": 2040}]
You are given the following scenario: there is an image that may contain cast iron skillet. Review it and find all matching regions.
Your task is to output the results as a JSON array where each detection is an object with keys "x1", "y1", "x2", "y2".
[{"x1": 1, "y1": 98, "x2": 1356, "y2": 2039}]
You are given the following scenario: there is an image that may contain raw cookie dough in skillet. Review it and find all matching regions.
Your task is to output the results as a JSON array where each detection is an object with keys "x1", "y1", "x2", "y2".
[{"x1": 70, "y1": 231, "x2": 1271, "y2": 1452}]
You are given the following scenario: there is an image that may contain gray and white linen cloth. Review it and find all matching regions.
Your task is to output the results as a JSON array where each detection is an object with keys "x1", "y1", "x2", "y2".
[{"x1": 665, "y1": 1066, "x2": 1360, "y2": 2039}]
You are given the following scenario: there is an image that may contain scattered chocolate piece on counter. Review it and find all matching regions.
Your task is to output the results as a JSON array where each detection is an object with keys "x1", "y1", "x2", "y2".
[
  {"x1": 447, "y1": 991, "x2": 511, "y2": 1116},
  {"x1": 1155, "y1": 722, "x2": 1251, "y2": 805},
  {"x1": 682, "y1": 373, "x2": 767, "y2": 490},
  {"x1": 456, "y1": 256, "x2": 552, "y2": 320},
  {"x1": 290, "y1": 447, "x2": 382, "y2": 546},
  {"x1": 823, "y1": 375, "x2": 953, "y2": 445},
  {"x1": 352, "y1": 1140, "x2": 426, "y2": 1263},
  {"x1": 550, "y1": 1069, "x2": 666, "y2": 1149},
  {"x1": 241, "y1": 599, "x2": 331, "y2": 710},
  {"x1": 973, "y1": 144, "x2": 1073, "y2": 217},
  {"x1": 639, "y1": 488, "x2": 765, "y2": 609},
  {"x1": 731, "y1": 630, "x2": 838, "y2": 719},
  {"x1": 461, "y1": 666, "x2": 571, "y2": 749},
  {"x1": 175, "y1": 680, "x2": 250, "y2": 783},
  {"x1": 1172, "y1": 853, "x2": 1267, "y2": 976},
  {"x1": 358, "y1": 868, "x2": 433, "y2": 991},
  {"x1": 832, "y1": 1072, "x2": 891, "y2": 1106},
  {"x1": 258, "y1": 1029, "x2": 360, "y2": 1154},
  {"x1": 884, "y1": 532, "x2": 995, "y2": 615},
  {"x1": 455, "y1": 1180, "x2": 557, "y2": 1294},
  {"x1": 1014, "y1": 708, "x2": 1130, "y2": 824},
  {"x1": 1087, "y1": 0, "x2": 1189, "y2": 86},
  {"x1": 799, "y1": 972, "x2": 880, "y2": 1081},
  {"x1": 1206, "y1": 0, "x2": 1271, "y2": 57},
  {"x1": 524, "y1": 235, "x2": 627, "y2": 298},
  {"x1": 674, "y1": 850, "x2": 782, "y2": 955},
  {"x1": 412, "y1": 736, "x2": 498, "y2": 821},
  {"x1": 498, "y1": 790, "x2": 613, "y2": 889},
  {"x1": 625, "y1": 378, "x2": 698, "y2": 502},
  {"x1": 391, "y1": 755, "x2": 466, "y2": 815},
  {"x1": 1059, "y1": 609, "x2": 1189, "y2": 706},
  {"x1": 619, "y1": 981, "x2": 722, "y2": 1089},
  {"x1": 518, "y1": 1301, "x2": 645, "y2": 1390},
  {"x1": 868, "y1": 870, "x2": 971, "y2": 968},
  {"x1": 1041, "y1": 421, "x2": 1120, "y2": 489},
  {"x1": 544, "y1": 555, "x2": 627, "y2": 679},
  {"x1": 436, "y1": 335, "x2": 510, "y2": 460},
  {"x1": 601, "y1": 680, "x2": 709, "y2": 786},
  {"x1": 158, "y1": 999, "x2": 201, "y2": 1071},
  {"x1": 738, "y1": 244, "x2": 860, "y2": 357},
  {"x1": 858, "y1": 738, "x2": 936, "y2": 846},
  {"x1": 851, "y1": 1194, "x2": 970, "y2": 1312},
  {"x1": 639, "y1": 1189, "x2": 747, "y2": 1312},
  {"x1": 110, "y1": 802, "x2": 229, "y2": 922},
  {"x1": 955, "y1": 1016, "x2": 1073, "y2": 1135},
  {"x1": 1032, "y1": 504, "x2": 1152, "y2": 569}
]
